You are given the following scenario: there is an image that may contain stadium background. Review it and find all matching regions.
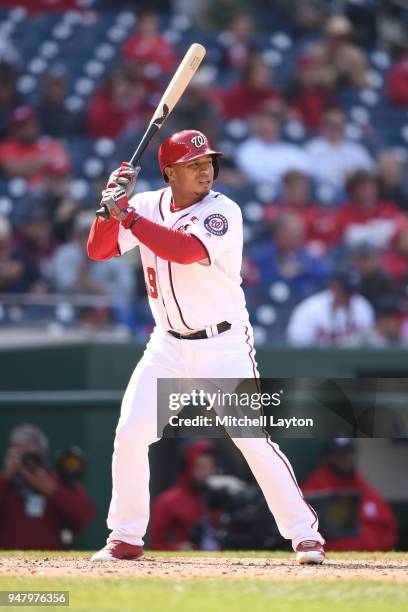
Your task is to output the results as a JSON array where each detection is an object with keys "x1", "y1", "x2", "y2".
[{"x1": 0, "y1": 0, "x2": 407, "y2": 551}]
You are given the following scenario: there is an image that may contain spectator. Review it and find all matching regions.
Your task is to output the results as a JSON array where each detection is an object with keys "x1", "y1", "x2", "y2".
[
  {"x1": 377, "y1": 149, "x2": 408, "y2": 213},
  {"x1": 0, "y1": 216, "x2": 40, "y2": 294},
  {"x1": 38, "y1": 69, "x2": 85, "y2": 138},
  {"x1": 0, "y1": 34, "x2": 20, "y2": 67},
  {"x1": 220, "y1": 54, "x2": 281, "y2": 120},
  {"x1": 308, "y1": 15, "x2": 370, "y2": 90},
  {"x1": 0, "y1": 106, "x2": 71, "y2": 189},
  {"x1": 305, "y1": 109, "x2": 374, "y2": 189},
  {"x1": 173, "y1": 0, "x2": 207, "y2": 23},
  {"x1": 286, "y1": 54, "x2": 337, "y2": 133},
  {"x1": 235, "y1": 110, "x2": 310, "y2": 187},
  {"x1": 249, "y1": 212, "x2": 330, "y2": 301},
  {"x1": 348, "y1": 243, "x2": 396, "y2": 308},
  {"x1": 39, "y1": 173, "x2": 82, "y2": 244},
  {"x1": 347, "y1": 295, "x2": 403, "y2": 347},
  {"x1": 121, "y1": 11, "x2": 176, "y2": 77},
  {"x1": 87, "y1": 68, "x2": 147, "y2": 139},
  {"x1": 201, "y1": 0, "x2": 251, "y2": 31},
  {"x1": 382, "y1": 221, "x2": 408, "y2": 283},
  {"x1": 387, "y1": 42, "x2": 408, "y2": 107},
  {"x1": 218, "y1": 12, "x2": 256, "y2": 72},
  {"x1": 14, "y1": 206, "x2": 57, "y2": 288},
  {"x1": 0, "y1": 423, "x2": 95, "y2": 550},
  {"x1": 0, "y1": 62, "x2": 19, "y2": 139},
  {"x1": 334, "y1": 170, "x2": 406, "y2": 249},
  {"x1": 302, "y1": 438, "x2": 398, "y2": 551},
  {"x1": 287, "y1": 267, "x2": 374, "y2": 347},
  {"x1": 51, "y1": 211, "x2": 135, "y2": 328},
  {"x1": 401, "y1": 278, "x2": 408, "y2": 344},
  {"x1": 265, "y1": 170, "x2": 338, "y2": 251},
  {"x1": 275, "y1": 0, "x2": 324, "y2": 38},
  {"x1": 149, "y1": 441, "x2": 220, "y2": 551}
]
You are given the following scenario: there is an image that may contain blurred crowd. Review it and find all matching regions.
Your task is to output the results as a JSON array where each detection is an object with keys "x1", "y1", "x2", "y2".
[
  {"x1": 0, "y1": 423, "x2": 95, "y2": 550},
  {"x1": 0, "y1": 0, "x2": 408, "y2": 345},
  {"x1": 1, "y1": 427, "x2": 400, "y2": 551},
  {"x1": 148, "y1": 438, "x2": 399, "y2": 552}
]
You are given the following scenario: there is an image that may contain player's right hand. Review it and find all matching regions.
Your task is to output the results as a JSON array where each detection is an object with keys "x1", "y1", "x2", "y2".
[{"x1": 107, "y1": 162, "x2": 141, "y2": 198}]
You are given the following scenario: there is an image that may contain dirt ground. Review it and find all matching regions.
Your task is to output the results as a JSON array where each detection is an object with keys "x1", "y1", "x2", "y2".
[{"x1": 1, "y1": 555, "x2": 407, "y2": 581}]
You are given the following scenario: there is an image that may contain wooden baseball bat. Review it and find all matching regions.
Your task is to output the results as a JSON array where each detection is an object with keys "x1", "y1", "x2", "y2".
[{"x1": 96, "y1": 43, "x2": 206, "y2": 219}]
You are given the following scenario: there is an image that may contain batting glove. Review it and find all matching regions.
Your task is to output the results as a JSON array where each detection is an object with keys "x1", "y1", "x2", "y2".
[
  {"x1": 100, "y1": 186, "x2": 132, "y2": 221},
  {"x1": 108, "y1": 162, "x2": 141, "y2": 197}
]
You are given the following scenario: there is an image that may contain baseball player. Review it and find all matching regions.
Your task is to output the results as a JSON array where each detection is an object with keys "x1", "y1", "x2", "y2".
[{"x1": 87, "y1": 130, "x2": 325, "y2": 564}]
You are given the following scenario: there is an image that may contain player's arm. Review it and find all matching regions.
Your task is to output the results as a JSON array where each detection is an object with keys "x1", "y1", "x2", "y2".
[
  {"x1": 122, "y1": 212, "x2": 208, "y2": 264},
  {"x1": 87, "y1": 216, "x2": 121, "y2": 260},
  {"x1": 87, "y1": 162, "x2": 138, "y2": 261},
  {"x1": 88, "y1": 174, "x2": 207, "y2": 265}
]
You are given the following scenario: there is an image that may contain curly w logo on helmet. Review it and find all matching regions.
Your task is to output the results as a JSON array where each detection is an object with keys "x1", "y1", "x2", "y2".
[{"x1": 191, "y1": 134, "x2": 206, "y2": 147}]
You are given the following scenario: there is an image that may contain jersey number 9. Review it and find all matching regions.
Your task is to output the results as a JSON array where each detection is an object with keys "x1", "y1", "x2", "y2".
[{"x1": 146, "y1": 267, "x2": 158, "y2": 299}]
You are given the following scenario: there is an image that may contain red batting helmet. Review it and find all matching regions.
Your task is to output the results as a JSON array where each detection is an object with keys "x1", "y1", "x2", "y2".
[{"x1": 158, "y1": 130, "x2": 222, "y2": 182}]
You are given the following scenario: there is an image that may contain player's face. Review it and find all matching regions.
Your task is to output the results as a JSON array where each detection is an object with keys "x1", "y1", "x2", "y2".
[{"x1": 168, "y1": 155, "x2": 214, "y2": 197}]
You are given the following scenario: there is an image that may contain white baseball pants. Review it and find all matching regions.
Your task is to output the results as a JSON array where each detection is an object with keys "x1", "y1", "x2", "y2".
[{"x1": 106, "y1": 321, "x2": 324, "y2": 550}]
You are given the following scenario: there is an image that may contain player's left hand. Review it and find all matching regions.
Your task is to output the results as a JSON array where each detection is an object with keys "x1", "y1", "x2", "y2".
[
  {"x1": 108, "y1": 162, "x2": 141, "y2": 197},
  {"x1": 100, "y1": 186, "x2": 131, "y2": 221}
]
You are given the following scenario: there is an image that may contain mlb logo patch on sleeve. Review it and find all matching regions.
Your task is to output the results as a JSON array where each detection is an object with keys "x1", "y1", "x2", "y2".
[{"x1": 204, "y1": 214, "x2": 228, "y2": 236}]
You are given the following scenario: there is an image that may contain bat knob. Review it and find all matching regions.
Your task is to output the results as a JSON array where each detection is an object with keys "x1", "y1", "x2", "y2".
[{"x1": 96, "y1": 205, "x2": 110, "y2": 220}]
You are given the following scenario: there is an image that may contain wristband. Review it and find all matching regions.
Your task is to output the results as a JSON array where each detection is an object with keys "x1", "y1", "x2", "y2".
[
  {"x1": 122, "y1": 209, "x2": 142, "y2": 229},
  {"x1": 129, "y1": 214, "x2": 142, "y2": 229}
]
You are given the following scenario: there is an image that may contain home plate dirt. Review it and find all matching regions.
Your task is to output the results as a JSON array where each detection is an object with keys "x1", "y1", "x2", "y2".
[{"x1": 1, "y1": 556, "x2": 407, "y2": 581}]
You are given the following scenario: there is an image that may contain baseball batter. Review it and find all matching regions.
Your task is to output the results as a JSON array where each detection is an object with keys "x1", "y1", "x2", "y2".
[{"x1": 87, "y1": 130, "x2": 325, "y2": 564}]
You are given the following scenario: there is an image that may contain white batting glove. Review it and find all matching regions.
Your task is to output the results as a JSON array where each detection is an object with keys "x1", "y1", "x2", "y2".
[{"x1": 107, "y1": 162, "x2": 141, "y2": 198}]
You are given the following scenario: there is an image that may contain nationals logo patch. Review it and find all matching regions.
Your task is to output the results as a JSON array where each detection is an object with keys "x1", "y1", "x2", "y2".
[{"x1": 204, "y1": 213, "x2": 228, "y2": 236}]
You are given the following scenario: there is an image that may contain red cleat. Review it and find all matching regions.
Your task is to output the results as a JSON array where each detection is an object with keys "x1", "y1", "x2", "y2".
[
  {"x1": 91, "y1": 540, "x2": 144, "y2": 561},
  {"x1": 296, "y1": 540, "x2": 325, "y2": 565}
]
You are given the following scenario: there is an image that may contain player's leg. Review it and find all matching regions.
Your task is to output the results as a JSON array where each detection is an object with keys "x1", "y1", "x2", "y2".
[
  {"x1": 230, "y1": 436, "x2": 324, "y2": 549},
  {"x1": 187, "y1": 323, "x2": 324, "y2": 557},
  {"x1": 93, "y1": 332, "x2": 183, "y2": 559}
]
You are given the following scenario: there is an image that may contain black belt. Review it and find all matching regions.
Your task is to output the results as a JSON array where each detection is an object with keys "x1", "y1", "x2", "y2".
[{"x1": 168, "y1": 321, "x2": 231, "y2": 340}]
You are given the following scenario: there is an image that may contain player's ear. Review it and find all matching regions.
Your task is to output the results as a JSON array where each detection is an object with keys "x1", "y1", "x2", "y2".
[{"x1": 165, "y1": 165, "x2": 175, "y2": 182}]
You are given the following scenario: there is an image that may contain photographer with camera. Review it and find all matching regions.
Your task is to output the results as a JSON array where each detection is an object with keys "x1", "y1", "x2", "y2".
[
  {"x1": 149, "y1": 441, "x2": 220, "y2": 551},
  {"x1": 149, "y1": 440, "x2": 284, "y2": 551},
  {"x1": 0, "y1": 423, "x2": 96, "y2": 550}
]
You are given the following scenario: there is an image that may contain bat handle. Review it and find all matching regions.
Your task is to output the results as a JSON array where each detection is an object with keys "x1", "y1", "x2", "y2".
[
  {"x1": 95, "y1": 207, "x2": 109, "y2": 220},
  {"x1": 95, "y1": 202, "x2": 110, "y2": 220}
]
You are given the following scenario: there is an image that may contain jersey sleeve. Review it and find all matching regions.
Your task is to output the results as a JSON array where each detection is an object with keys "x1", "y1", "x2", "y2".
[{"x1": 185, "y1": 198, "x2": 243, "y2": 265}]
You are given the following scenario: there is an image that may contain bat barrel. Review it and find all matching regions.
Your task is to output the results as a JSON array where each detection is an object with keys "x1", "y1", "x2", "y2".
[{"x1": 95, "y1": 43, "x2": 206, "y2": 219}]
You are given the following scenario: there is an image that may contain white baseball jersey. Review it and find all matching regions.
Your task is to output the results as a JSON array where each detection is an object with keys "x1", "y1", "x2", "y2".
[{"x1": 117, "y1": 187, "x2": 248, "y2": 333}]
